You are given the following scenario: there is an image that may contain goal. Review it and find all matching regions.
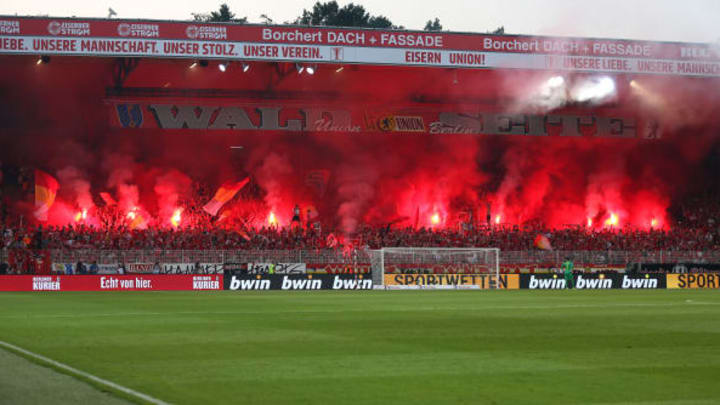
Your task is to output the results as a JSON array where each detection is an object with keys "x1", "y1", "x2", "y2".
[{"x1": 369, "y1": 247, "x2": 500, "y2": 289}]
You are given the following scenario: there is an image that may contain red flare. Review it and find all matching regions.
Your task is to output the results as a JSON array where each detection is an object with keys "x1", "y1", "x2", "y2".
[
  {"x1": 604, "y1": 213, "x2": 619, "y2": 227},
  {"x1": 171, "y1": 208, "x2": 182, "y2": 228},
  {"x1": 268, "y1": 211, "x2": 277, "y2": 226},
  {"x1": 430, "y1": 212, "x2": 440, "y2": 225}
]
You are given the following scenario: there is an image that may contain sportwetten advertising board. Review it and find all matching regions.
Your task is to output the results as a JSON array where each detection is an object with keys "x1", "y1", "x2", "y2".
[
  {"x1": 383, "y1": 274, "x2": 519, "y2": 289},
  {"x1": 667, "y1": 273, "x2": 720, "y2": 289}
]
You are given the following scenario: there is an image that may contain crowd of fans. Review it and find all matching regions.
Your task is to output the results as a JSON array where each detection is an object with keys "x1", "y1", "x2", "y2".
[
  {"x1": 1, "y1": 216, "x2": 718, "y2": 252},
  {"x1": 1, "y1": 188, "x2": 719, "y2": 275},
  {"x1": 1, "y1": 164, "x2": 719, "y2": 253},
  {"x1": 356, "y1": 224, "x2": 719, "y2": 251}
]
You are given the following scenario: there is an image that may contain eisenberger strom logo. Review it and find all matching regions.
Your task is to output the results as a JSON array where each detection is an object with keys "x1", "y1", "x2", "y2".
[
  {"x1": 0, "y1": 20, "x2": 20, "y2": 35},
  {"x1": 47, "y1": 21, "x2": 90, "y2": 36},
  {"x1": 118, "y1": 23, "x2": 159, "y2": 38},
  {"x1": 32, "y1": 276, "x2": 61, "y2": 291},
  {"x1": 186, "y1": 25, "x2": 227, "y2": 40}
]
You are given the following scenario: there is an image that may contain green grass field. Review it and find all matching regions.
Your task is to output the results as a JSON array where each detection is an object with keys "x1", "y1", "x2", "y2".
[{"x1": 1, "y1": 290, "x2": 719, "y2": 404}]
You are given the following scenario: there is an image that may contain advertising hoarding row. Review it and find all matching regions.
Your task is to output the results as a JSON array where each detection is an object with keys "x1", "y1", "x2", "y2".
[
  {"x1": 224, "y1": 274, "x2": 372, "y2": 290},
  {"x1": 1, "y1": 17, "x2": 718, "y2": 76},
  {"x1": 1, "y1": 270, "x2": 718, "y2": 291},
  {"x1": 0, "y1": 274, "x2": 221, "y2": 291}
]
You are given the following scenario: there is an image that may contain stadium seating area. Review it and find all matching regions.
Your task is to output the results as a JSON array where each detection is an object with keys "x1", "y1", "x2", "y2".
[
  {"x1": 1, "y1": 168, "x2": 719, "y2": 253},
  {"x1": 1, "y1": 219, "x2": 718, "y2": 252}
]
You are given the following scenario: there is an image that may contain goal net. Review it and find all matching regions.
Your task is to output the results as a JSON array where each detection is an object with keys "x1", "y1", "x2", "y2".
[{"x1": 369, "y1": 248, "x2": 501, "y2": 289}]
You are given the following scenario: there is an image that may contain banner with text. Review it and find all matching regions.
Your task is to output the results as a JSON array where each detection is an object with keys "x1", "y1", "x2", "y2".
[
  {"x1": 162, "y1": 263, "x2": 223, "y2": 274},
  {"x1": 520, "y1": 273, "x2": 666, "y2": 289},
  {"x1": 305, "y1": 263, "x2": 372, "y2": 274},
  {"x1": 107, "y1": 100, "x2": 660, "y2": 140},
  {"x1": 383, "y1": 273, "x2": 519, "y2": 289},
  {"x1": 0, "y1": 274, "x2": 222, "y2": 291},
  {"x1": 223, "y1": 272, "x2": 372, "y2": 290},
  {"x1": 246, "y1": 263, "x2": 307, "y2": 274},
  {"x1": 1, "y1": 17, "x2": 718, "y2": 77},
  {"x1": 667, "y1": 273, "x2": 720, "y2": 289},
  {"x1": 634, "y1": 263, "x2": 720, "y2": 274}
]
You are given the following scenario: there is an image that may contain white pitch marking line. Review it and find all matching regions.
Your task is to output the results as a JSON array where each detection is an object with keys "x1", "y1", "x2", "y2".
[{"x1": 0, "y1": 340, "x2": 170, "y2": 405}]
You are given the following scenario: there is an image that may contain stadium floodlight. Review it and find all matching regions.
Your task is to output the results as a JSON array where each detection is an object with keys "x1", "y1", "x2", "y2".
[
  {"x1": 571, "y1": 76, "x2": 616, "y2": 103},
  {"x1": 369, "y1": 247, "x2": 501, "y2": 289},
  {"x1": 295, "y1": 64, "x2": 315, "y2": 74},
  {"x1": 190, "y1": 60, "x2": 208, "y2": 69},
  {"x1": 547, "y1": 75, "x2": 565, "y2": 87},
  {"x1": 529, "y1": 75, "x2": 567, "y2": 110}
]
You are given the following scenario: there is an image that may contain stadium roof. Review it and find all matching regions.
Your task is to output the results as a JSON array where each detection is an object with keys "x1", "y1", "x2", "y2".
[{"x1": 1, "y1": 15, "x2": 719, "y2": 78}]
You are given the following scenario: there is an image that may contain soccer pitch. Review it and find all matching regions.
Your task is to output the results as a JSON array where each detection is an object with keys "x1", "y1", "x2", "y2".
[{"x1": 1, "y1": 290, "x2": 719, "y2": 404}]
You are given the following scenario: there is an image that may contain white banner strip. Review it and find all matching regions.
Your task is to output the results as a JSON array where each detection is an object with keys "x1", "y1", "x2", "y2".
[{"x1": 2, "y1": 36, "x2": 719, "y2": 77}]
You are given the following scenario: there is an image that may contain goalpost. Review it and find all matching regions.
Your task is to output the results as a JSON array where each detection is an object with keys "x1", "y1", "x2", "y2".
[{"x1": 369, "y1": 247, "x2": 501, "y2": 289}]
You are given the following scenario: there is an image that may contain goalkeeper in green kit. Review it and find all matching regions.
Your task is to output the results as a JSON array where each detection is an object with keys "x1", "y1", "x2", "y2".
[{"x1": 562, "y1": 257, "x2": 574, "y2": 289}]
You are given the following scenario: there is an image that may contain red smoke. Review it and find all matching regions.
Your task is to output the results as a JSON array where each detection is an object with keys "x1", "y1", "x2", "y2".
[{"x1": 1, "y1": 56, "x2": 719, "y2": 234}]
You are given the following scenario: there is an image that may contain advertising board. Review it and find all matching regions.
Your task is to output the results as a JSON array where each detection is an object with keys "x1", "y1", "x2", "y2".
[
  {"x1": 0, "y1": 274, "x2": 222, "y2": 291},
  {"x1": 224, "y1": 273, "x2": 372, "y2": 290}
]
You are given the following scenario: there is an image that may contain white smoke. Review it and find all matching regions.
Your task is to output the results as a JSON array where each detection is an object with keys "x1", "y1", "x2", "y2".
[{"x1": 57, "y1": 166, "x2": 94, "y2": 210}]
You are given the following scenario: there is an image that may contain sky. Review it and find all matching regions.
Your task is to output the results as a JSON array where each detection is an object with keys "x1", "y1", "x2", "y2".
[{"x1": 0, "y1": 0, "x2": 719, "y2": 43}]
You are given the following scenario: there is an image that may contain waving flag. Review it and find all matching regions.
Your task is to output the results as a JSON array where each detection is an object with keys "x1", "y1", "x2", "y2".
[
  {"x1": 305, "y1": 205, "x2": 319, "y2": 220},
  {"x1": 34, "y1": 170, "x2": 59, "y2": 221},
  {"x1": 305, "y1": 170, "x2": 330, "y2": 197},
  {"x1": 99, "y1": 192, "x2": 117, "y2": 206},
  {"x1": 238, "y1": 229, "x2": 251, "y2": 241},
  {"x1": 203, "y1": 177, "x2": 249, "y2": 216},
  {"x1": 534, "y1": 234, "x2": 553, "y2": 250},
  {"x1": 326, "y1": 233, "x2": 338, "y2": 248},
  {"x1": 129, "y1": 212, "x2": 148, "y2": 230}
]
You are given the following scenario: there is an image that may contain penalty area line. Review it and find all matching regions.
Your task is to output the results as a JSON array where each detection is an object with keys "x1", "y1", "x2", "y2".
[{"x1": 0, "y1": 340, "x2": 169, "y2": 405}]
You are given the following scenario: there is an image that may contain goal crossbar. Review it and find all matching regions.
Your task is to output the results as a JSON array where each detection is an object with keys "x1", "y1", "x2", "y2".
[{"x1": 370, "y1": 247, "x2": 500, "y2": 289}]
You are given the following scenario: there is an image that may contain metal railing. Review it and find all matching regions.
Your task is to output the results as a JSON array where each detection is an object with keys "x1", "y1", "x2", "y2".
[
  {"x1": 499, "y1": 250, "x2": 720, "y2": 265},
  {"x1": 3, "y1": 249, "x2": 719, "y2": 266}
]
